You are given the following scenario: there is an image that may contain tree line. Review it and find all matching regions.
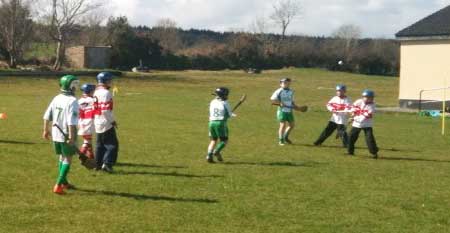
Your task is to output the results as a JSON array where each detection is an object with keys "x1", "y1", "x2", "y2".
[{"x1": 0, "y1": 0, "x2": 399, "y2": 76}]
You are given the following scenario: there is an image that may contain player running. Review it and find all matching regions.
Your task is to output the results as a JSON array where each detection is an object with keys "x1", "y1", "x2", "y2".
[
  {"x1": 270, "y1": 78, "x2": 300, "y2": 145},
  {"x1": 78, "y1": 84, "x2": 96, "y2": 159},
  {"x1": 314, "y1": 85, "x2": 352, "y2": 147},
  {"x1": 347, "y1": 90, "x2": 379, "y2": 159},
  {"x1": 94, "y1": 72, "x2": 119, "y2": 172},
  {"x1": 42, "y1": 75, "x2": 80, "y2": 195},
  {"x1": 206, "y1": 87, "x2": 236, "y2": 163}
]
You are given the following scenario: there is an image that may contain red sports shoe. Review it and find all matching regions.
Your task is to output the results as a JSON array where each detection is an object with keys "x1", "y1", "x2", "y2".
[{"x1": 53, "y1": 184, "x2": 65, "y2": 195}]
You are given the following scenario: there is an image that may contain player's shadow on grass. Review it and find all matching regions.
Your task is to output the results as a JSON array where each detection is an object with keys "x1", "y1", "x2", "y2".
[
  {"x1": 115, "y1": 170, "x2": 223, "y2": 178},
  {"x1": 0, "y1": 140, "x2": 41, "y2": 145},
  {"x1": 116, "y1": 162, "x2": 188, "y2": 169},
  {"x1": 298, "y1": 144, "x2": 421, "y2": 153},
  {"x1": 380, "y1": 157, "x2": 450, "y2": 163},
  {"x1": 223, "y1": 161, "x2": 320, "y2": 167},
  {"x1": 74, "y1": 188, "x2": 218, "y2": 203}
]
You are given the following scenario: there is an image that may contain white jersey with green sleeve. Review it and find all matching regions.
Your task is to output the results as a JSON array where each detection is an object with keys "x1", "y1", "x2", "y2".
[
  {"x1": 209, "y1": 98, "x2": 233, "y2": 121},
  {"x1": 270, "y1": 88, "x2": 295, "y2": 113},
  {"x1": 43, "y1": 94, "x2": 79, "y2": 143}
]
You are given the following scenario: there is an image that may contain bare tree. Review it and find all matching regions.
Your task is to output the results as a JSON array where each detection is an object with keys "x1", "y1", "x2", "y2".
[
  {"x1": 332, "y1": 24, "x2": 362, "y2": 40},
  {"x1": 155, "y1": 18, "x2": 177, "y2": 29},
  {"x1": 0, "y1": 0, "x2": 34, "y2": 68},
  {"x1": 151, "y1": 18, "x2": 183, "y2": 54},
  {"x1": 332, "y1": 24, "x2": 362, "y2": 61},
  {"x1": 250, "y1": 16, "x2": 270, "y2": 35},
  {"x1": 270, "y1": 0, "x2": 302, "y2": 39},
  {"x1": 42, "y1": 0, "x2": 103, "y2": 70},
  {"x1": 82, "y1": 11, "x2": 107, "y2": 46}
]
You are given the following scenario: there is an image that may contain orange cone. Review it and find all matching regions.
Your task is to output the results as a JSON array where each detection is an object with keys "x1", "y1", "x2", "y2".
[{"x1": 0, "y1": 113, "x2": 7, "y2": 120}]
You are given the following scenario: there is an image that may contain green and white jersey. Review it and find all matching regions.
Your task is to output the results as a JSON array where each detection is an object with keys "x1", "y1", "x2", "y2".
[
  {"x1": 43, "y1": 94, "x2": 79, "y2": 143},
  {"x1": 270, "y1": 88, "x2": 295, "y2": 113},
  {"x1": 209, "y1": 98, "x2": 233, "y2": 121}
]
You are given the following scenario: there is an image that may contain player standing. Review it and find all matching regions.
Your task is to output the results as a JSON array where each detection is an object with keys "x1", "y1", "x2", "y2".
[
  {"x1": 314, "y1": 85, "x2": 352, "y2": 147},
  {"x1": 347, "y1": 90, "x2": 379, "y2": 159},
  {"x1": 270, "y1": 78, "x2": 299, "y2": 145},
  {"x1": 206, "y1": 87, "x2": 235, "y2": 163},
  {"x1": 78, "y1": 84, "x2": 96, "y2": 159},
  {"x1": 94, "y1": 72, "x2": 119, "y2": 172},
  {"x1": 42, "y1": 75, "x2": 80, "y2": 195}
]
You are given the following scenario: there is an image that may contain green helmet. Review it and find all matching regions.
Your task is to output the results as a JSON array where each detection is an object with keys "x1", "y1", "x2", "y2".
[{"x1": 60, "y1": 75, "x2": 80, "y2": 94}]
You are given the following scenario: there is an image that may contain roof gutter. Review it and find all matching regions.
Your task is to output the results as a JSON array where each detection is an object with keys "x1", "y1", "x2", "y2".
[{"x1": 396, "y1": 35, "x2": 450, "y2": 41}]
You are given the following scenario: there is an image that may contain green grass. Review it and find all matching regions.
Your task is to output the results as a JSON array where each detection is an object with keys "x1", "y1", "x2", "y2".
[
  {"x1": 24, "y1": 43, "x2": 56, "y2": 60},
  {"x1": 1, "y1": 68, "x2": 450, "y2": 233}
]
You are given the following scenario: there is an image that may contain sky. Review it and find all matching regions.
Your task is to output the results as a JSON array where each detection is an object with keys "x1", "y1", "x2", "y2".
[{"x1": 110, "y1": 0, "x2": 450, "y2": 38}]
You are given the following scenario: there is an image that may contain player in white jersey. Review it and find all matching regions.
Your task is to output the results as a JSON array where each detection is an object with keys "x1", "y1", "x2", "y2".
[
  {"x1": 43, "y1": 75, "x2": 80, "y2": 195},
  {"x1": 347, "y1": 90, "x2": 379, "y2": 159},
  {"x1": 78, "y1": 84, "x2": 96, "y2": 159},
  {"x1": 270, "y1": 78, "x2": 300, "y2": 145},
  {"x1": 314, "y1": 85, "x2": 352, "y2": 147},
  {"x1": 206, "y1": 87, "x2": 235, "y2": 163},
  {"x1": 94, "y1": 72, "x2": 119, "y2": 172}
]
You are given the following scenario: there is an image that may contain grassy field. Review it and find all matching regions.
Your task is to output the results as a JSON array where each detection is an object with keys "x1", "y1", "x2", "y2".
[{"x1": 1, "y1": 68, "x2": 450, "y2": 233}]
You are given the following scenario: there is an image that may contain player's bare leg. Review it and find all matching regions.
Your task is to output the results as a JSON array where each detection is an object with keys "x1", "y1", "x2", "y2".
[
  {"x1": 284, "y1": 121, "x2": 295, "y2": 144},
  {"x1": 279, "y1": 122, "x2": 287, "y2": 145},
  {"x1": 207, "y1": 140, "x2": 217, "y2": 163}
]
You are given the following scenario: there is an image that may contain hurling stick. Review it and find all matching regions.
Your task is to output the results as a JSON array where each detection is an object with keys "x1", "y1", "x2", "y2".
[
  {"x1": 52, "y1": 124, "x2": 95, "y2": 169},
  {"x1": 232, "y1": 94, "x2": 247, "y2": 112}
]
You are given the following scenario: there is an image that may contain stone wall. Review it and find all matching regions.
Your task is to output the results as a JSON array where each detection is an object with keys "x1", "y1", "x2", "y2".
[{"x1": 65, "y1": 46, "x2": 85, "y2": 69}]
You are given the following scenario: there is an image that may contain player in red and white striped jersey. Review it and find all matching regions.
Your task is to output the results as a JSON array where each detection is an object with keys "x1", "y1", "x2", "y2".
[
  {"x1": 347, "y1": 90, "x2": 379, "y2": 158},
  {"x1": 94, "y1": 72, "x2": 119, "y2": 172},
  {"x1": 78, "y1": 84, "x2": 96, "y2": 159},
  {"x1": 314, "y1": 85, "x2": 352, "y2": 147}
]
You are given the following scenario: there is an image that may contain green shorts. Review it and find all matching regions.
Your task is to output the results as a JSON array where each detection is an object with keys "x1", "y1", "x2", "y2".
[
  {"x1": 209, "y1": 120, "x2": 229, "y2": 140},
  {"x1": 53, "y1": 142, "x2": 76, "y2": 156},
  {"x1": 277, "y1": 111, "x2": 295, "y2": 123}
]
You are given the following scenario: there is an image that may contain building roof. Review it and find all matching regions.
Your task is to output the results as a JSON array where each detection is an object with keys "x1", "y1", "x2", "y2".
[{"x1": 396, "y1": 5, "x2": 450, "y2": 38}]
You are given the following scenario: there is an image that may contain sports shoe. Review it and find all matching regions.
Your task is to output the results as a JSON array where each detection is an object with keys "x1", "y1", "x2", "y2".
[
  {"x1": 101, "y1": 164, "x2": 114, "y2": 173},
  {"x1": 285, "y1": 138, "x2": 293, "y2": 144},
  {"x1": 214, "y1": 152, "x2": 224, "y2": 162},
  {"x1": 372, "y1": 154, "x2": 378, "y2": 159},
  {"x1": 53, "y1": 184, "x2": 65, "y2": 195},
  {"x1": 206, "y1": 155, "x2": 215, "y2": 163},
  {"x1": 279, "y1": 142, "x2": 286, "y2": 146}
]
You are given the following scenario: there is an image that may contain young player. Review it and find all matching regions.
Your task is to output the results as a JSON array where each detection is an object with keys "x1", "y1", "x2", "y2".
[
  {"x1": 314, "y1": 85, "x2": 352, "y2": 147},
  {"x1": 270, "y1": 78, "x2": 300, "y2": 145},
  {"x1": 78, "y1": 84, "x2": 96, "y2": 159},
  {"x1": 42, "y1": 75, "x2": 80, "y2": 195},
  {"x1": 347, "y1": 90, "x2": 379, "y2": 159},
  {"x1": 206, "y1": 87, "x2": 235, "y2": 163},
  {"x1": 94, "y1": 72, "x2": 119, "y2": 172}
]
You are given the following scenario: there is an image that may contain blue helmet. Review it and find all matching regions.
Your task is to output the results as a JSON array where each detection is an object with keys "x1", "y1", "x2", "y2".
[
  {"x1": 97, "y1": 72, "x2": 113, "y2": 84},
  {"x1": 80, "y1": 84, "x2": 96, "y2": 94},
  {"x1": 362, "y1": 89, "x2": 375, "y2": 98},
  {"x1": 336, "y1": 84, "x2": 347, "y2": 91}
]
